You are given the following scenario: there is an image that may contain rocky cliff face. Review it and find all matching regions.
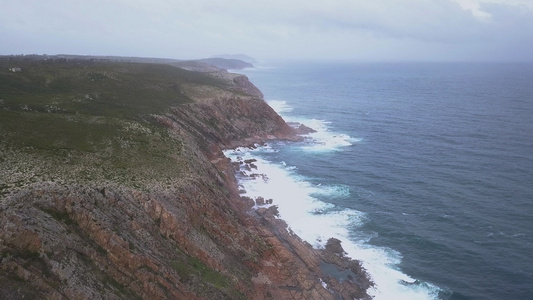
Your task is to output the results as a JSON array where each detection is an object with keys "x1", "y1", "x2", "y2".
[{"x1": 0, "y1": 57, "x2": 372, "y2": 299}]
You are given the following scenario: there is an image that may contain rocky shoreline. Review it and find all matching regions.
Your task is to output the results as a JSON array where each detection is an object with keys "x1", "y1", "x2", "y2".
[
  {"x1": 225, "y1": 155, "x2": 374, "y2": 299},
  {"x1": 0, "y1": 56, "x2": 372, "y2": 299}
]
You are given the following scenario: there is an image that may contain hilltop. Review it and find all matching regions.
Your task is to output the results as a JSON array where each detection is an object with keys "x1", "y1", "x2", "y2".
[{"x1": 0, "y1": 55, "x2": 371, "y2": 299}]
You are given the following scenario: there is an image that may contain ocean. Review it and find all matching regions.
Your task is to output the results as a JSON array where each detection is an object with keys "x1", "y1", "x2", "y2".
[{"x1": 225, "y1": 62, "x2": 533, "y2": 300}]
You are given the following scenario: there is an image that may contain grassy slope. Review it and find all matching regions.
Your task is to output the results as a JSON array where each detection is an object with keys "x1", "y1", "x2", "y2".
[
  {"x1": 0, "y1": 57, "x2": 256, "y2": 299},
  {"x1": 0, "y1": 57, "x2": 228, "y2": 193}
]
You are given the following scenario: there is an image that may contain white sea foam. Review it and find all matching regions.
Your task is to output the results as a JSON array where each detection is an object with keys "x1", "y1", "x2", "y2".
[
  {"x1": 224, "y1": 146, "x2": 442, "y2": 300},
  {"x1": 267, "y1": 100, "x2": 293, "y2": 114},
  {"x1": 227, "y1": 148, "x2": 363, "y2": 247},
  {"x1": 268, "y1": 100, "x2": 360, "y2": 152},
  {"x1": 299, "y1": 119, "x2": 359, "y2": 152}
]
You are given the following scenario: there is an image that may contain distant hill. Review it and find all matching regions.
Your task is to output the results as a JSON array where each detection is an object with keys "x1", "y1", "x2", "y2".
[
  {"x1": 52, "y1": 54, "x2": 255, "y2": 71},
  {"x1": 168, "y1": 58, "x2": 254, "y2": 73},
  {"x1": 210, "y1": 54, "x2": 257, "y2": 64},
  {"x1": 197, "y1": 58, "x2": 253, "y2": 70}
]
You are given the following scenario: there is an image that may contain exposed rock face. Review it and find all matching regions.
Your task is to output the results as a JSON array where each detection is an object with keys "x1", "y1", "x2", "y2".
[{"x1": 0, "y1": 59, "x2": 371, "y2": 299}]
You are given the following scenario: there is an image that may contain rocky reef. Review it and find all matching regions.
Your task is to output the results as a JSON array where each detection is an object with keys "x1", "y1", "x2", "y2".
[{"x1": 0, "y1": 56, "x2": 372, "y2": 299}]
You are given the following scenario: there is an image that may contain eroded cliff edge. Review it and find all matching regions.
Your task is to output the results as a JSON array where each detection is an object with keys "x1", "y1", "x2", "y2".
[{"x1": 0, "y1": 56, "x2": 372, "y2": 299}]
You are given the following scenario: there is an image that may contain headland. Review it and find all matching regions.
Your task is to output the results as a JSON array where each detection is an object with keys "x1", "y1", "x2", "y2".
[{"x1": 0, "y1": 55, "x2": 372, "y2": 299}]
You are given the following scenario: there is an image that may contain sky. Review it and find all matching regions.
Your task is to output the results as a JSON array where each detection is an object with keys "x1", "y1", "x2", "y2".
[{"x1": 1, "y1": 0, "x2": 533, "y2": 62}]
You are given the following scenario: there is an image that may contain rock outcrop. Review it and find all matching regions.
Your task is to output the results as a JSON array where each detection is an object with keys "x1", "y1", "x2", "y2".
[{"x1": 0, "y1": 56, "x2": 372, "y2": 299}]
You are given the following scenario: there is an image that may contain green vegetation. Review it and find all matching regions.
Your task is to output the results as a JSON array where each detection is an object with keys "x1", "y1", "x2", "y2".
[
  {"x1": 170, "y1": 256, "x2": 245, "y2": 299},
  {"x1": 171, "y1": 256, "x2": 229, "y2": 286},
  {"x1": 40, "y1": 207, "x2": 75, "y2": 226},
  {"x1": 0, "y1": 56, "x2": 232, "y2": 191},
  {"x1": 0, "y1": 57, "x2": 225, "y2": 118},
  {"x1": 0, "y1": 56, "x2": 249, "y2": 299},
  {"x1": 0, "y1": 56, "x2": 223, "y2": 149},
  {"x1": 102, "y1": 274, "x2": 142, "y2": 300}
]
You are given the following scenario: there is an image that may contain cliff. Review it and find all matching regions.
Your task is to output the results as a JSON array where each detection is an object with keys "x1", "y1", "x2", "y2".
[{"x1": 0, "y1": 56, "x2": 372, "y2": 299}]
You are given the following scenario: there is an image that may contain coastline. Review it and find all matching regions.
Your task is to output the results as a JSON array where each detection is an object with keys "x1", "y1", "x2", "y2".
[
  {"x1": 0, "y1": 57, "x2": 372, "y2": 299},
  {"x1": 165, "y1": 79, "x2": 375, "y2": 299},
  {"x1": 214, "y1": 147, "x2": 374, "y2": 300}
]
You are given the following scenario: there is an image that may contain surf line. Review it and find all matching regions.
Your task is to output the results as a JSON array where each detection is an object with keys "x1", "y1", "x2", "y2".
[{"x1": 223, "y1": 126, "x2": 443, "y2": 300}]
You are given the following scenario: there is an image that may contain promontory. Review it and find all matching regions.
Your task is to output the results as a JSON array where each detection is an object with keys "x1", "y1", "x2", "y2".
[{"x1": 0, "y1": 55, "x2": 372, "y2": 299}]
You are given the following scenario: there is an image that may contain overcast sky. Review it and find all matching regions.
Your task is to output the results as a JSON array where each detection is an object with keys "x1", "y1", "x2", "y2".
[{"x1": 1, "y1": 0, "x2": 532, "y2": 62}]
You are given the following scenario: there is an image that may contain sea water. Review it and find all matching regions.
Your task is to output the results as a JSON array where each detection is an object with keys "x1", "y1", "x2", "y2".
[{"x1": 225, "y1": 62, "x2": 533, "y2": 300}]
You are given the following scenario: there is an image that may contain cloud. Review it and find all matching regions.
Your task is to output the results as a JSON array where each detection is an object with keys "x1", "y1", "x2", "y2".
[{"x1": 1, "y1": 0, "x2": 532, "y2": 61}]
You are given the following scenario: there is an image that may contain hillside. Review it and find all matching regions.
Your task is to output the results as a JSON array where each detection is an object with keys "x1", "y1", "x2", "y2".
[{"x1": 0, "y1": 56, "x2": 371, "y2": 299}]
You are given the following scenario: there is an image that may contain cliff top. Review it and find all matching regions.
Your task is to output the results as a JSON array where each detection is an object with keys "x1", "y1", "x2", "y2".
[
  {"x1": 0, "y1": 55, "x2": 371, "y2": 300},
  {"x1": 0, "y1": 56, "x2": 260, "y2": 196}
]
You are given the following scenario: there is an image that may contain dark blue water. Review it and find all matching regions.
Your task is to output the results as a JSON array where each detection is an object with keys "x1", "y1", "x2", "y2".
[{"x1": 239, "y1": 62, "x2": 533, "y2": 300}]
